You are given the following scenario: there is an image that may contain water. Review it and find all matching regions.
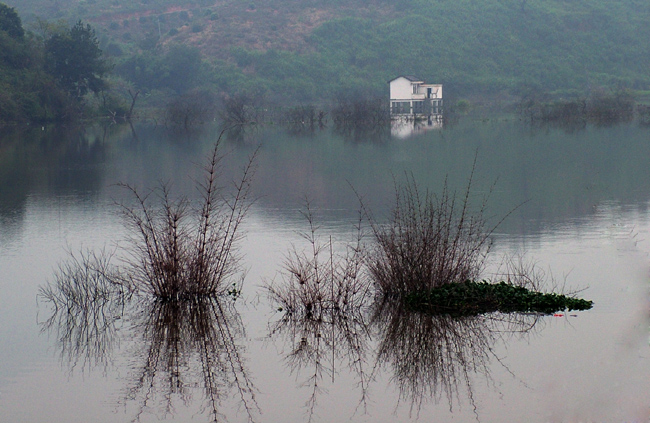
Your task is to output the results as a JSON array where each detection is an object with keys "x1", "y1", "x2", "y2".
[{"x1": 1, "y1": 120, "x2": 649, "y2": 422}]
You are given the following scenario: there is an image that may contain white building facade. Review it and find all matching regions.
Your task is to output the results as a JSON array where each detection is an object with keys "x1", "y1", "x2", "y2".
[{"x1": 389, "y1": 76, "x2": 443, "y2": 117}]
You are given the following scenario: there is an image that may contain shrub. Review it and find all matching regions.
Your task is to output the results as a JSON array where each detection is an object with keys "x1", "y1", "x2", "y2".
[
  {"x1": 117, "y1": 134, "x2": 258, "y2": 300},
  {"x1": 164, "y1": 90, "x2": 217, "y2": 129},
  {"x1": 218, "y1": 93, "x2": 264, "y2": 126},
  {"x1": 266, "y1": 202, "x2": 370, "y2": 318},
  {"x1": 366, "y1": 168, "x2": 497, "y2": 298}
]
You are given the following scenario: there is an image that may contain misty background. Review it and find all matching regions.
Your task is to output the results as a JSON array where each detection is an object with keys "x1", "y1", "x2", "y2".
[{"x1": 1, "y1": 0, "x2": 649, "y2": 123}]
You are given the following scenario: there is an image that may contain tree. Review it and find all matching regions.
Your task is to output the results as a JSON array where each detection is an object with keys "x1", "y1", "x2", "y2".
[
  {"x1": 0, "y1": 3, "x2": 24, "y2": 39},
  {"x1": 162, "y1": 44, "x2": 202, "y2": 93},
  {"x1": 45, "y1": 21, "x2": 110, "y2": 99}
]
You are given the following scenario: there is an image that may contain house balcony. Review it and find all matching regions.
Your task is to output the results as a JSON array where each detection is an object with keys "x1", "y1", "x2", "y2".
[{"x1": 411, "y1": 93, "x2": 426, "y2": 100}]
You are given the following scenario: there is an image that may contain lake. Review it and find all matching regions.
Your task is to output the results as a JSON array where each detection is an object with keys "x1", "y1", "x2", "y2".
[{"x1": 1, "y1": 118, "x2": 649, "y2": 422}]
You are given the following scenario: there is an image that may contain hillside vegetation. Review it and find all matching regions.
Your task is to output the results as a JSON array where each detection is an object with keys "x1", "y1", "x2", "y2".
[
  {"x1": 3, "y1": 0, "x2": 650, "y2": 112},
  {"x1": 0, "y1": 3, "x2": 120, "y2": 123}
]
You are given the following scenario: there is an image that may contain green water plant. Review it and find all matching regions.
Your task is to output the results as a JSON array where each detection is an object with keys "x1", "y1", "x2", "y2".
[
  {"x1": 363, "y1": 164, "x2": 594, "y2": 314},
  {"x1": 405, "y1": 280, "x2": 593, "y2": 316}
]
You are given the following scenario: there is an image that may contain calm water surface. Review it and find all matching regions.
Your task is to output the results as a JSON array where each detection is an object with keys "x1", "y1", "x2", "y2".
[{"x1": 1, "y1": 120, "x2": 649, "y2": 422}]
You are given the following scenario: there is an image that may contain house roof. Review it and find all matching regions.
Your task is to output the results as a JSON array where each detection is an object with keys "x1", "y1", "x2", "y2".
[{"x1": 388, "y1": 75, "x2": 423, "y2": 83}]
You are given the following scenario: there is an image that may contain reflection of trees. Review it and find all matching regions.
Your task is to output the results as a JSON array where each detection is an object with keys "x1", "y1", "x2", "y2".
[
  {"x1": 371, "y1": 299, "x2": 542, "y2": 417},
  {"x1": 125, "y1": 298, "x2": 259, "y2": 423},
  {"x1": 40, "y1": 255, "x2": 259, "y2": 423},
  {"x1": 0, "y1": 123, "x2": 127, "y2": 234},
  {"x1": 39, "y1": 249, "x2": 129, "y2": 372},
  {"x1": 267, "y1": 308, "x2": 372, "y2": 422}
]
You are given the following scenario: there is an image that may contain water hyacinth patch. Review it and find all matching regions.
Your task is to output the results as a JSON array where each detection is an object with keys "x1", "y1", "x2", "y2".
[{"x1": 405, "y1": 280, "x2": 594, "y2": 316}]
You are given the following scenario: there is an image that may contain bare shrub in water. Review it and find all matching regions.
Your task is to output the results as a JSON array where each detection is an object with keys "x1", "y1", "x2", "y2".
[
  {"x1": 117, "y1": 135, "x2": 257, "y2": 300},
  {"x1": 367, "y1": 168, "x2": 500, "y2": 298},
  {"x1": 265, "y1": 202, "x2": 371, "y2": 422},
  {"x1": 40, "y1": 248, "x2": 130, "y2": 312},
  {"x1": 164, "y1": 90, "x2": 218, "y2": 129},
  {"x1": 266, "y1": 202, "x2": 371, "y2": 318}
]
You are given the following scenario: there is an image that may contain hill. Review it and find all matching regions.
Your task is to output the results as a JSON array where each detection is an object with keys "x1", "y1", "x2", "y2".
[{"x1": 4, "y1": 0, "x2": 650, "y2": 105}]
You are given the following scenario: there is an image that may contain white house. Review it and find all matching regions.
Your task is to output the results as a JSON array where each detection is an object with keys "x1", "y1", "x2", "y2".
[{"x1": 389, "y1": 76, "x2": 443, "y2": 117}]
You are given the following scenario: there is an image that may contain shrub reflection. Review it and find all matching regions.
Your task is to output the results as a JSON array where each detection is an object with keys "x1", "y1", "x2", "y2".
[
  {"x1": 123, "y1": 297, "x2": 258, "y2": 422},
  {"x1": 370, "y1": 299, "x2": 542, "y2": 417},
  {"x1": 267, "y1": 305, "x2": 372, "y2": 422},
  {"x1": 41, "y1": 263, "x2": 259, "y2": 423}
]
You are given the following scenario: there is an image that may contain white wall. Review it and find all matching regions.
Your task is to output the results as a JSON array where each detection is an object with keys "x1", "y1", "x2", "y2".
[{"x1": 389, "y1": 77, "x2": 418, "y2": 100}]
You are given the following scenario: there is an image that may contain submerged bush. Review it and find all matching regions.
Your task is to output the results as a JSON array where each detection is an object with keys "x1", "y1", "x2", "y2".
[
  {"x1": 117, "y1": 137, "x2": 257, "y2": 300},
  {"x1": 164, "y1": 90, "x2": 218, "y2": 129},
  {"x1": 519, "y1": 89, "x2": 636, "y2": 125},
  {"x1": 266, "y1": 202, "x2": 371, "y2": 318},
  {"x1": 366, "y1": 169, "x2": 498, "y2": 298}
]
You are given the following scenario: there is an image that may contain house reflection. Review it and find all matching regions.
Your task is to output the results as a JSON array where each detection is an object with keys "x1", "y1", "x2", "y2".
[{"x1": 391, "y1": 115, "x2": 443, "y2": 138}]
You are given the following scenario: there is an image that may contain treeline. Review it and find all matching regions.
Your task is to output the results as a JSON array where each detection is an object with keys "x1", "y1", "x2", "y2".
[
  {"x1": 519, "y1": 89, "x2": 640, "y2": 125},
  {"x1": 4, "y1": 0, "x2": 650, "y2": 122},
  {"x1": 0, "y1": 3, "x2": 118, "y2": 123}
]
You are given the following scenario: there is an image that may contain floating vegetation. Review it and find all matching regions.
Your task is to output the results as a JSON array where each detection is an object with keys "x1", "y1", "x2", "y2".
[{"x1": 405, "y1": 280, "x2": 593, "y2": 316}]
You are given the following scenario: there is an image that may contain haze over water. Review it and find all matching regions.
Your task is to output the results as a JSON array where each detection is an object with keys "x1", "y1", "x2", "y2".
[{"x1": 1, "y1": 119, "x2": 649, "y2": 422}]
